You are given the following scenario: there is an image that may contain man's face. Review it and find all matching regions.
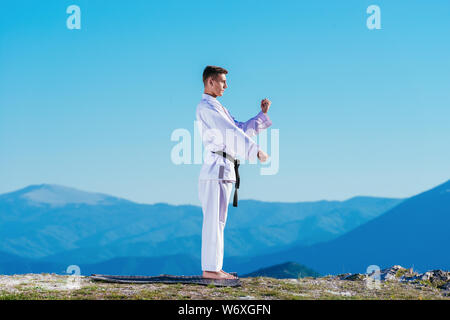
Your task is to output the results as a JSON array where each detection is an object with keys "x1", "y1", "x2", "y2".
[{"x1": 209, "y1": 73, "x2": 228, "y2": 97}]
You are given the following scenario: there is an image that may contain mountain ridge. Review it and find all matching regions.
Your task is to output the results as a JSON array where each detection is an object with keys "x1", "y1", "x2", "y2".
[{"x1": 0, "y1": 183, "x2": 402, "y2": 262}]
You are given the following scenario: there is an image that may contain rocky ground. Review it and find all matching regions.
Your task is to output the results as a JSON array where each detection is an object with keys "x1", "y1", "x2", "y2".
[{"x1": 0, "y1": 266, "x2": 449, "y2": 300}]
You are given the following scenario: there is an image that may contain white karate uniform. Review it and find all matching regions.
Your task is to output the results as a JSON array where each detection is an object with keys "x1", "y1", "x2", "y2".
[{"x1": 196, "y1": 93, "x2": 272, "y2": 271}]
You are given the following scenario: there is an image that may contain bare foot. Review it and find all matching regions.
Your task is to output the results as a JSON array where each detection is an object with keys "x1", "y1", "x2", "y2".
[
  {"x1": 220, "y1": 270, "x2": 238, "y2": 279},
  {"x1": 202, "y1": 271, "x2": 235, "y2": 280}
]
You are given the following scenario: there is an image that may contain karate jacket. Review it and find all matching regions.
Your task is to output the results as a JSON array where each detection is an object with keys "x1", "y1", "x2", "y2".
[{"x1": 196, "y1": 93, "x2": 272, "y2": 182}]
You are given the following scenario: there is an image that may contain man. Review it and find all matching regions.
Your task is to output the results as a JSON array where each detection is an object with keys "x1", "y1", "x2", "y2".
[{"x1": 196, "y1": 66, "x2": 272, "y2": 280}]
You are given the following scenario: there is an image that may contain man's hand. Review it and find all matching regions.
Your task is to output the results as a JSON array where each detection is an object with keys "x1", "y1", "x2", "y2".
[
  {"x1": 261, "y1": 98, "x2": 271, "y2": 114},
  {"x1": 257, "y1": 150, "x2": 269, "y2": 162}
]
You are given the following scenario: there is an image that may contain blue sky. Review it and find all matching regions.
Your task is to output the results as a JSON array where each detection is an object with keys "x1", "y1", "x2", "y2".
[{"x1": 1, "y1": 0, "x2": 449, "y2": 205}]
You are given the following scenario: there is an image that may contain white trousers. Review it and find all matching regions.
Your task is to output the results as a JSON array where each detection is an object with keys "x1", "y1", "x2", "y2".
[{"x1": 198, "y1": 180, "x2": 233, "y2": 272}]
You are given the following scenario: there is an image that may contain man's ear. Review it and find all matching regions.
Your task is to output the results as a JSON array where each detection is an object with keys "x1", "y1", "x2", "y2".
[{"x1": 208, "y1": 77, "x2": 214, "y2": 87}]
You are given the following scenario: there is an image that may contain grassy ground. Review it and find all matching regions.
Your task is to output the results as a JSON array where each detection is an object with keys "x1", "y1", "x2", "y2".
[{"x1": 0, "y1": 273, "x2": 449, "y2": 300}]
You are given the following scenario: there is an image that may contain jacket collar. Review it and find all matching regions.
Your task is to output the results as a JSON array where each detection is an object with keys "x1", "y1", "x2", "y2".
[
  {"x1": 202, "y1": 93, "x2": 234, "y2": 123},
  {"x1": 202, "y1": 93, "x2": 219, "y2": 103}
]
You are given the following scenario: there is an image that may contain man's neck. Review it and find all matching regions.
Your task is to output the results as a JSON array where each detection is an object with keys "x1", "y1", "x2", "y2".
[{"x1": 204, "y1": 91, "x2": 218, "y2": 98}]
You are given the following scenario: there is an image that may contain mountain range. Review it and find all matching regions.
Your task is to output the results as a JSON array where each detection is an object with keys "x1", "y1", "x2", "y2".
[
  {"x1": 0, "y1": 180, "x2": 448, "y2": 276},
  {"x1": 0, "y1": 184, "x2": 401, "y2": 266}
]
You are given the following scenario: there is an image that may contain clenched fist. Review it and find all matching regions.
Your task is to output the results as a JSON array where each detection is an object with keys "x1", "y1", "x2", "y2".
[
  {"x1": 257, "y1": 150, "x2": 269, "y2": 162},
  {"x1": 261, "y1": 98, "x2": 271, "y2": 114}
]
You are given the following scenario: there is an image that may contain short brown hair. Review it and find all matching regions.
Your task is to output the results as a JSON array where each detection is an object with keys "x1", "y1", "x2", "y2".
[{"x1": 203, "y1": 65, "x2": 228, "y2": 85}]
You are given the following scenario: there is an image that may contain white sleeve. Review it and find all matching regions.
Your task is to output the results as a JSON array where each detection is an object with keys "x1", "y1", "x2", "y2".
[
  {"x1": 231, "y1": 111, "x2": 272, "y2": 137},
  {"x1": 197, "y1": 106, "x2": 259, "y2": 161}
]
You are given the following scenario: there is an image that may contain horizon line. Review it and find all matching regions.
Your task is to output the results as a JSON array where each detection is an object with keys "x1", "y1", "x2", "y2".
[{"x1": 0, "y1": 182, "x2": 417, "y2": 206}]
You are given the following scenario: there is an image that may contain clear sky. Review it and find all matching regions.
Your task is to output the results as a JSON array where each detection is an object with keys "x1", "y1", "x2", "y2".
[{"x1": 1, "y1": 0, "x2": 449, "y2": 205}]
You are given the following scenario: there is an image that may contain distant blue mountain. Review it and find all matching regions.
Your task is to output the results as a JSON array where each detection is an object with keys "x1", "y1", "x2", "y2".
[
  {"x1": 0, "y1": 183, "x2": 402, "y2": 269},
  {"x1": 0, "y1": 251, "x2": 65, "y2": 274},
  {"x1": 225, "y1": 179, "x2": 450, "y2": 275}
]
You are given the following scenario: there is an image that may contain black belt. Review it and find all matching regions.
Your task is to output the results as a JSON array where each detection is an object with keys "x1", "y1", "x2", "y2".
[{"x1": 212, "y1": 151, "x2": 240, "y2": 207}]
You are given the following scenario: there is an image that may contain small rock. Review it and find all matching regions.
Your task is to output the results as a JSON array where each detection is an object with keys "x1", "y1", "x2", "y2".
[
  {"x1": 285, "y1": 279, "x2": 300, "y2": 284},
  {"x1": 438, "y1": 282, "x2": 450, "y2": 291},
  {"x1": 380, "y1": 265, "x2": 407, "y2": 281},
  {"x1": 340, "y1": 274, "x2": 365, "y2": 281},
  {"x1": 239, "y1": 295, "x2": 255, "y2": 300},
  {"x1": 334, "y1": 273, "x2": 352, "y2": 280},
  {"x1": 326, "y1": 290, "x2": 353, "y2": 297},
  {"x1": 420, "y1": 270, "x2": 450, "y2": 283}
]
